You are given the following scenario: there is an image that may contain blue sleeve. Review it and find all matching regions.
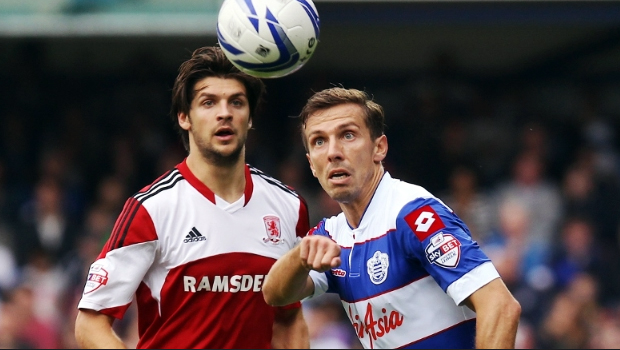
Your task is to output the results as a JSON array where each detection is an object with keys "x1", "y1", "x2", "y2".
[{"x1": 396, "y1": 197, "x2": 491, "y2": 293}]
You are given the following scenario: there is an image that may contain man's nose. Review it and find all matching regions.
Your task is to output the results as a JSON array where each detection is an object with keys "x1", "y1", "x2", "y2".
[
  {"x1": 216, "y1": 101, "x2": 233, "y2": 120},
  {"x1": 327, "y1": 138, "x2": 344, "y2": 162}
]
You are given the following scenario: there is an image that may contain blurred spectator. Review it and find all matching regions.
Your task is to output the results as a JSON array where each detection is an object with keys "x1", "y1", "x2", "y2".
[
  {"x1": 0, "y1": 243, "x2": 17, "y2": 297},
  {"x1": 19, "y1": 249, "x2": 69, "y2": 337},
  {"x1": 481, "y1": 197, "x2": 553, "y2": 325},
  {"x1": 515, "y1": 120, "x2": 573, "y2": 181},
  {"x1": 561, "y1": 155, "x2": 620, "y2": 304},
  {"x1": 562, "y1": 163, "x2": 597, "y2": 221},
  {"x1": 0, "y1": 160, "x2": 18, "y2": 293},
  {"x1": 578, "y1": 94, "x2": 620, "y2": 180},
  {"x1": 0, "y1": 285, "x2": 60, "y2": 348},
  {"x1": 589, "y1": 306, "x2": 620, "y2": 349},
  {"x1": 37, "y1": 147, "x2": 86, "y2": 220},
  {"x1": 482, "y1": 198, "x2": 549, "y2": 288},
  {"x1": 14, "y1": 176, "x2": 79, "y2": 267},
  {"x1": 441, "y1": 163, "x2": 493, "y2": 242},
  {"x1": 537, "y1": 273, "x2": 600, "y2": 349},
  {"x1": 548, "y1": 217, "x2": 603, "y2": 292},
  {"x1": 491, "y1": 150, "x2": 563, "y2": 249},
  {"x1": 94, "y1": 175, "x2": 128, "y2": 217}
]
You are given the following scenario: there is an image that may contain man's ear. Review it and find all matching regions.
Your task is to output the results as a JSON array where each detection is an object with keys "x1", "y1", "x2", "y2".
[
  {"x1": 178, "y1": 112, "x2": 191, "y2": 131},
  {"x1": 373, "y1": 135, "x2": 388, "y2": 163}
]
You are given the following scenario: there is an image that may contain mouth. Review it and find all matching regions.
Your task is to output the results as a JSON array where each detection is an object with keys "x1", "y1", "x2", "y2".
[
  {"x1": 214, "y1": 127, "x2": 235, "y2": 139},
  {"x1": 328, "y1": 169, "x2": 351, "y2": 180}
]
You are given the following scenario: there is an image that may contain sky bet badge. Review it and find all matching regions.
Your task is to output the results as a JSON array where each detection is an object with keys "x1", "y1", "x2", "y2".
[
  {"x1": 425, "y1": 233, "x2": 462, "y2": 268},
  {"x1": 84, "y1": 262, "x2": 109, "y2": 294}
]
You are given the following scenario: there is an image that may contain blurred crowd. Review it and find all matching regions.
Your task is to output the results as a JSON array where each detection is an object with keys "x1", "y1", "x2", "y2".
[{"x1": 1, "y1": 41, "x2": 620, "y2": 349}]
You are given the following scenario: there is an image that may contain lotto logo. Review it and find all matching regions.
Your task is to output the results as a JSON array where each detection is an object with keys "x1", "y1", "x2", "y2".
[{"x1": 404, "y1": 205, "x2": 446, "y2": 241}]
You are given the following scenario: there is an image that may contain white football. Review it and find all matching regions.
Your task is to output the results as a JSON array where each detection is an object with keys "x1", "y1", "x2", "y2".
[{"x1": 217, "y1": 0, "x2": 320, "y2": 78}]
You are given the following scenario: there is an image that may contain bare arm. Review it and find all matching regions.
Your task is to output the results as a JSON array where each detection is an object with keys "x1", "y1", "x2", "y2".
[
  {"x1": 272, "y1": 306, "x2": 310, "y2": 349},
  {"x1": 463, "y1": 278, "x2": 521, "y2": 349},
  {"x1": 75, "y1": 309, "x2": 127, "y2": 349},
  {"x1": 263, "y1": 235, "x2": 341, "y2": 306}
]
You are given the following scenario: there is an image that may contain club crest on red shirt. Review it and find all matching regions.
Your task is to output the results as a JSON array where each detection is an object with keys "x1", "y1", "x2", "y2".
[{"x1": 262, "y1": 215, "x2": 283, "y2": 244}]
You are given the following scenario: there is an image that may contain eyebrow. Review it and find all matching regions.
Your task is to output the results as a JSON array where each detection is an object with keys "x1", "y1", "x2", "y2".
[
  {"x1": 194, "y1": 90, "x2": 247, "y2": 100},
  {"x1": 306, "y1": 121, "x2": 360, "y2": 137},
  {"x1": 337, "y1": 121, "x2": 360, "y2": 130}
]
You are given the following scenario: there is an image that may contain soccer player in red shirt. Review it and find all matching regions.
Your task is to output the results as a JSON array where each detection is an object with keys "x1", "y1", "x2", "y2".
[{"x1": 74, "y1": 46, "x2": 310, "y2": 349}]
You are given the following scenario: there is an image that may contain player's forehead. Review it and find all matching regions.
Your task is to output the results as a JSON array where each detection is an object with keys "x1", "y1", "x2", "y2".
[
  {"x1": 193, "y1": 76, "x2": 247, "y2": 99},
  {"x1": 305, "y1": 103, "x2": 366, "y2": 133}
]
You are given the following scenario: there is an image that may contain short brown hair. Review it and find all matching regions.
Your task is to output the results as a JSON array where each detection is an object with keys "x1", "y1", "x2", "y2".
[
  {"x1": 298, "y1": 87, "x2": 385, "y2": 150},
  {"x1": 170, "y1": 46, "x2": 266, "y2": 152}
]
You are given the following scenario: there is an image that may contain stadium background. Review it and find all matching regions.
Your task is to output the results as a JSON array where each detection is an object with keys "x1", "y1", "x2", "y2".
[{"x1": 1, "y1": 0, "x2": 620, "y2": 348}]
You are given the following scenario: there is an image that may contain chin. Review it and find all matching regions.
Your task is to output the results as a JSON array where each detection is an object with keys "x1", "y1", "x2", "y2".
[{"x1": 328, "y1": 189, "x2": 354, "y2": 203}]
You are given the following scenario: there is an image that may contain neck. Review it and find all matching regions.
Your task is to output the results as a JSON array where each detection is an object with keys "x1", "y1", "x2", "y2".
[
  {"x1": 341, "y1": 165, "x2": 385, "y2": 229},
  {"x1": 186, "y1": 152, "x2": 246, "y2": 203}
]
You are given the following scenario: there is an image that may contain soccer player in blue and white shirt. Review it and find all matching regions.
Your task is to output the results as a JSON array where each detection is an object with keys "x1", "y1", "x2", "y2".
[{"x1": 263, "y1": 87, "x2": 521, "y2": 349}]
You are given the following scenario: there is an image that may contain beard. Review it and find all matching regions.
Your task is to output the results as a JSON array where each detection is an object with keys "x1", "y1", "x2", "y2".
[{"x1": 193, "y1": 131, "x2": 246, "y2": 167}]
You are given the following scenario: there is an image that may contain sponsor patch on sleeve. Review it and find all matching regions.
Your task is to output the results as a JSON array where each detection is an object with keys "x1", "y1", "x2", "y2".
[
  {"x1": 84, "y1": 262, "x2": 109, "y2": 294},
  {"x1": 424, "y1": 233, "x2": 462, "y2": 268},
  {"x1": 404, "y1": 205, "x2": 446, "y2": 241}
]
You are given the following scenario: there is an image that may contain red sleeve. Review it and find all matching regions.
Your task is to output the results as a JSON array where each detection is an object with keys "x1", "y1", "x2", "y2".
[{"x1": 277, "y1": 301, "x2": 302, "y2": 310}]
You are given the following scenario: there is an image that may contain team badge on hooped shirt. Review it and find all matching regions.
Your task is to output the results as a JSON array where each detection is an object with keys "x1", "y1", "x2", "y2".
[
  {"x1": 262, "y1": 215, "x2": 283, "y2": 244},
  {"x1": 425, "y1": 233, "x2": 462, "y2": 268},
  {"x1": 367, "y1": 251, "x2": 390, "y2": 284}
]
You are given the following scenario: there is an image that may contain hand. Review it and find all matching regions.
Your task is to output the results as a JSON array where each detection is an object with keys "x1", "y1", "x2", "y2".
[{"x1": 298, "y1": 235, "x2": 341, "y2": 272}]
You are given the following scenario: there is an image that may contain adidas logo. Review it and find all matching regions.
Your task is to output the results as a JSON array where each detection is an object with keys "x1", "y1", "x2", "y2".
[{"x1": 183, "y1": 227, "x2": 206, "y2": 243}]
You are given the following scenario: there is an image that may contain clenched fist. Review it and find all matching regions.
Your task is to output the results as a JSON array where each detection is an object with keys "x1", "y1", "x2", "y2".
[{"x1": 298, "y1": 235, "x2": 342, "y2": 272}]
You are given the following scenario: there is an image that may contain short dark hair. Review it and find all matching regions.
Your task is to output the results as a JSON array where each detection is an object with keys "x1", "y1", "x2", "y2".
[
  {"x1": 298, "y1": 87, "x2": 385, "y2": 151},
  {"x1": 170, "y1": 46, "x2": 266, "y2": 152}
]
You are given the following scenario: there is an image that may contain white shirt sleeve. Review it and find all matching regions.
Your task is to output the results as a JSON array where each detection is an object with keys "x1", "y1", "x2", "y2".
[
  {"x1": 446, "y1": 261, "x2": 500, "y2": 305},
  {"x1": 303, "y1": 270, "x2": 329, "y2": 301},
  {"x1": 77, "y1": 241, "x2": 157, "y2": 312}
]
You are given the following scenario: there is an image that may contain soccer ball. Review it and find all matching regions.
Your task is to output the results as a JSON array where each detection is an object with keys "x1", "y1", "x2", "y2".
[{"x1": 216, "y1": 0, "x2": 320, "y2": 78}]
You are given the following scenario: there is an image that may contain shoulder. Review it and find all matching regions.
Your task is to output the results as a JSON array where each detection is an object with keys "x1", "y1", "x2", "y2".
[
  {"x1": 248, "y1": 165, "x2": 306, "y2": 202},
  {"x1": 130, "y1": 168, "x2": 185, "y2": 204},
  {"x1": 381, "y1": 175, "x2": 449, "y2": 218},
  {"x1": 387, "y1": 175, "x2": 435, "y2": 199}
]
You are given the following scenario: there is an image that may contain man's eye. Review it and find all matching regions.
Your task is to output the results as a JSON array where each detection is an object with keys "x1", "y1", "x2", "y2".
[
  {"x1": 203, "y1": 100, "x2": 214, "y2": 106},
  {"x1": 314, "y1": 139, "x2": 324, "y2": 146},
  {"x1": 344, "y1": 132, "x2": 354, "y2": 140},
  {"x1": 232, "y1": 100, "x2": 243, "y2": 106}
]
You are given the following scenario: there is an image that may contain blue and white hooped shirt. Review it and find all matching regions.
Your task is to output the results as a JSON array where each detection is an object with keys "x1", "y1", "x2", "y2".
[{"x1": 307, "y1": 172, "x2": 500, "y2": 349}]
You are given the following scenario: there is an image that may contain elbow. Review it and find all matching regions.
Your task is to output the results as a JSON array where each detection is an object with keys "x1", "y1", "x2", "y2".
[
  {"x1": 506, "y1": 297, "x2": 522, "y2": 323},
  {"x1": 261, "y1": 280, "x2": 282, "y2": 307},
  {"x1": 262, "y1": 279, "x2": 301, "y2": 307},
  {"x1": 263, "y1": 292, "x2": 288, "y2": 307},
  {"x1": 262, "y1": 291, "x2": 278, "y2": 307}
]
